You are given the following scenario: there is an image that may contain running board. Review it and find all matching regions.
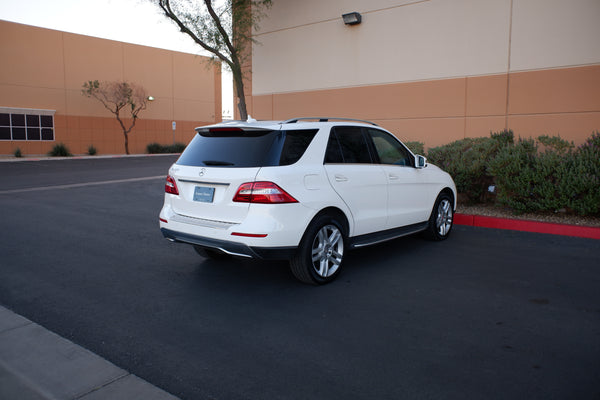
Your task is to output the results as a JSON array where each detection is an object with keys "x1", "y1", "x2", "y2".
[{"x1": 347, "y1": 222, "x2": 428, "y2": 249}]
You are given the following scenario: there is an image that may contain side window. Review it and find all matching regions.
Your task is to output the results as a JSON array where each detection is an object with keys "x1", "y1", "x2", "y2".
[
  {"x1": 368, "y1": 129, "x2": 412, "y2": 166},
  {"x1": 279, "y1": 129, "x2": 318, "y2": 165},
  {"x1": 325, "y1": 126, "x2": 372, "y2": 164}
]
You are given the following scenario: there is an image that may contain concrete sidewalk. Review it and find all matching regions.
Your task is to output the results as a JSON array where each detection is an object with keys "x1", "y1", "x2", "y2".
[{"x1": 0, "y1": 306, "x2": 179, "y2": 400}]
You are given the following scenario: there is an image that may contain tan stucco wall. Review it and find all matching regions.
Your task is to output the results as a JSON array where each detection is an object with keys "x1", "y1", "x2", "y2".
[
  {"x1": 248, "y1": 0, "x2": 600, "y2": 147},
  {"x1": 0, "y1": 20, "x2": 221, "y2": 155}
]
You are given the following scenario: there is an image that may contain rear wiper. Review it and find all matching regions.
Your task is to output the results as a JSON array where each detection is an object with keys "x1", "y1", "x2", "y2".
[{"x1": 203, "y1": 160, "x2": 235, "y2": 166}]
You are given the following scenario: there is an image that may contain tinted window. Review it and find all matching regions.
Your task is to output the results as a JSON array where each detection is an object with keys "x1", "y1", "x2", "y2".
[
  {"x1": 279, "y1": 129, "x2": 318, "y2": 165},
  {"x1": 325, "y1": 126, "x2": 372, "y2": 164},
  {"x1": 27, "y1": 127, "x2": 41, "y2": 140},
  {"x1": 368, "y1": 128, "x2": 412, "y2": 166},
  {"x1": 27, "y1": 115, "x2": 40, "y2": 127},
  {"x1": 0, "y1": 127, "x2": 10, "y2": 140},
  {"x1": 11, "y1": 114, "x2": 25, "y2": 127},
  {"x1": 177, "y1": 129, "x2": 317, "y2": 167}
]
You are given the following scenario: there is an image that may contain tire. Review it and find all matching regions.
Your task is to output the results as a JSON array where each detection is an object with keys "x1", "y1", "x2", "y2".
[
  {"x1": 194, "y1": 245, "x2": 228, "y2": 260},
  {"x1": 424, "y1": 192, "x2": 454, "y2": 241},
  {"x1": 290, "y1": 215, "x2": 346, "y2": 285}
]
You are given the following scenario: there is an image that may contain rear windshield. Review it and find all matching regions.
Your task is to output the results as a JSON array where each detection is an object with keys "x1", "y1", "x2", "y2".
[{"x1": 176, "y1": 129, "x2": 318, "y2": 167}]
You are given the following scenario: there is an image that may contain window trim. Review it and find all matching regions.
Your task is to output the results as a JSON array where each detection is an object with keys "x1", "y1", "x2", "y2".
[{"x1": 0, "y1": 107, "x2": 55, "y2": 142}]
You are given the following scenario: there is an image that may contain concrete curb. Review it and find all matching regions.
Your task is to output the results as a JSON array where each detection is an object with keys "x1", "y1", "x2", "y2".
[
  {"x1": 455, "y1": 213, "x2": 600, "y2": 240},
  {"x1": 0, "y1": 306, "x2": 179, "y2": 400},
  {"x1": 0, "y1": 153, "x2": 180, "y2": 162}
]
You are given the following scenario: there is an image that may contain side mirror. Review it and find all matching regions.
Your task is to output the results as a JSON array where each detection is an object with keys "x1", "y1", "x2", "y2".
[{"x1": 415, "y1": 155, "x2": 427, "y2": 169}]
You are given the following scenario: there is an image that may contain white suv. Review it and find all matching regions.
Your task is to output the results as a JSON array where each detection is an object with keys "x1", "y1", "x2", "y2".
[{"x1": 159, "y1": 118, "x2": 456, "y2": 284}]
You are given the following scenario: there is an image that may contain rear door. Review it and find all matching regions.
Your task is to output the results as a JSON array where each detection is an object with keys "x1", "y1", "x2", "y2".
[{"x1": 323, "y1": 126, "x2": 388, "y2": 236}]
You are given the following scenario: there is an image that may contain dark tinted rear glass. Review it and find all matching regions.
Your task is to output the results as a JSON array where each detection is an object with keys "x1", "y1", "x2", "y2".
[{"x1": 176, "y1": 129, "x2": 317, "y2": 167}]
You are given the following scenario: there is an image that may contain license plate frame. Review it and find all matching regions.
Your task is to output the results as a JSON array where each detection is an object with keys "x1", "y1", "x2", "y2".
[{"x1": 193, "y1": 186, "x2": 215, "y2": 203}]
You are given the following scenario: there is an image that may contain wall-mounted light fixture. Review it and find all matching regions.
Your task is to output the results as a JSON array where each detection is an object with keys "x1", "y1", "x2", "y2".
[
  {"x1": 342, "y1": 12, "x2": 362, "y2": 26},
  {"x1": 147, "y1": 96, "x2": 155, "y2": 101}
]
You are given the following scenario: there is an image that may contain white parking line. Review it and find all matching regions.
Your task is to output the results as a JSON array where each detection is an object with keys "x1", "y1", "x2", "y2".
[{"x1": 0, "y1": 176, "x2": 165, "y2": 194}]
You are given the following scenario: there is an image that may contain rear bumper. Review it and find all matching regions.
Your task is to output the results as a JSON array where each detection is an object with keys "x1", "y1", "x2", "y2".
[{"x1": 160, "y1": 228, "x2": 296, "y2": 260}]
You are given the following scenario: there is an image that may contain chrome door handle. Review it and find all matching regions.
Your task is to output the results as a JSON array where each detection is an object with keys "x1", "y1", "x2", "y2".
[
  {"x1": 335, "y1": 174, "x2": 348, "y2": 182},
  {"x1": 388, "y1": 174, "x2": 399, "y2": 180}
]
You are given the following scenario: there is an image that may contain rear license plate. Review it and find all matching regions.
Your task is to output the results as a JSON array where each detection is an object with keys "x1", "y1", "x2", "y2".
[{"x1": 193, "y1": 186, "x2": 215, "y2": 203}]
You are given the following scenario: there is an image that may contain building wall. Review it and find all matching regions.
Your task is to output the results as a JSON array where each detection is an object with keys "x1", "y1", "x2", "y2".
[
  {"x1": 248, "y1": 0, "x2": 600, "y2": 147},
  {"x1": 0, "y1": 20, "x2": 221, "y2": 155}
]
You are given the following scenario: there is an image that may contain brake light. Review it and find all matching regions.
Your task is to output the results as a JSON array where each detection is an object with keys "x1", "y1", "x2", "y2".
[
  {"x1": 165, "y1": 175, "x2": 179, "y2": 195},
  {"x1": 233, "y1": 182, "x2": 298, "y2": 204}
]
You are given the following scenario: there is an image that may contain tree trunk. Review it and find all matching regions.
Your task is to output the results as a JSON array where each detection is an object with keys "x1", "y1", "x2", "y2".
[
  {"x1": 123, "y1": 132, "x2": 129, "y2": 155},
  {"x1": 232, "y1": 65, "x2": 248, "y2": 121}
]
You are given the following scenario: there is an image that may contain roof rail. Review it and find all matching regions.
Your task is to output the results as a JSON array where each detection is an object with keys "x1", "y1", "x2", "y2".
[{"x1": 282, "y1": 117, "x2": 379, "y2": 126}]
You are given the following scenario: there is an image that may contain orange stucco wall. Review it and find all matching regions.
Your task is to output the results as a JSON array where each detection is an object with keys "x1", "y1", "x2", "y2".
[
  {"x1": 0, "y1": 20, "x2": 221, "y2": 155},
  {"x1": 247, "y1": 65, "x2": 600, "y2": 148}
]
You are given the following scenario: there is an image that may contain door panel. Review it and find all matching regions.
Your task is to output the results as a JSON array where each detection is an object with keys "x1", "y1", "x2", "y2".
[{"x1": 325, "y1": 164, "x2": 388, "y2": 236}]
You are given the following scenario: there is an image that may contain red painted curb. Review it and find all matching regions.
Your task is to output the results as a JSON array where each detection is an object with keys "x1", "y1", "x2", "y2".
[{"x1": 454, "y1": 213, "x2": 600, "y2": 240}]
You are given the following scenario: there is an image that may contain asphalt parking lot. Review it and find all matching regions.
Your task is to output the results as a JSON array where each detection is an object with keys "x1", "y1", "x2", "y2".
[{"x1": 1, "y1": 156, "x2": 599, "y2": 400}]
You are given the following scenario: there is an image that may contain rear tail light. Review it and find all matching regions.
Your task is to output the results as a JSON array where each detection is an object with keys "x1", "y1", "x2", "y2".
[
  {"x1": 165, "y1": 175, "x2": 179, "y2": 195},
  {"x1": 233, "y1": 182, "x2": 298, "y2": 204}
]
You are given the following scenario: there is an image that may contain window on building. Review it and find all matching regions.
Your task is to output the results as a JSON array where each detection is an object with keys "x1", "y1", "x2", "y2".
[{"x1": 0, "y1": 108, "x2": 55, "y2": 141}]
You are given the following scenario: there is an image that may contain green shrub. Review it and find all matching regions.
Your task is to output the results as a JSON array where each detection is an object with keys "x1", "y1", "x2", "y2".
[
  {"x1": 48, "y1": 143, "x2": 72, "y2": 157},
  {"x1": 489, "y1": 133, "x2": 600, "y2": 215},
  {"x1": 563, "y1": 132, "x2": 600, "y2": 215},
  {"x1": 147, "y1": 142, "x2": 186, "y2": 154},
  {"x1": 427, "y1": 130, "x2": 514, "y2": 203},
  {"x1": 87, "y1": 145, "x2": 97, "y2": 156},
  {"x1": 404, "y1": 141, "x2": 425, "y2": 155},
  {"x1": 14, "y1": 148, "x2": 22, "y2": 158}
]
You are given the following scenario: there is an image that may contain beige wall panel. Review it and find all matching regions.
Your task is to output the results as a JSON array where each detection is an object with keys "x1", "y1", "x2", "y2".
[
  {"x1": 375, "y1": 118, "x2": 466, "y2": 149},
  {"x1": 508, "y1": 112, "x2": 600, "y2": 144},
  {"x1": 145, "y1": 98, "x2": 174, "y2": 121},
  {"x1": 123, "y1": 44, "x2": 174, "y2": 98},
  {"x1": 0, "y1": 84, "x2": 66, "y2": 111},
  {"x1": 0, "y1": 21, "x2": 65, "y2": 89},
  {"x1": 466, "y1": 74, "x2": 508, "y2": 117},
  {"x1": 258, "y1": 0, "x2": 417, "y2": 34},
  {"x1": 173, "y1": 53, "x2": 216, "y2": 102},
  {"x1": 510, "y1": 0, "x2": 600, "y2": 71},
  {"x1": 466, "y1": 116, "x2": 508, "y2": 138},
  {"x1": 63, "y1": 33, "x2": 124, "y2": 91},
  {"x1": 253, "y1": 0, "x2": 511, "y2": 95},
  {"x1": 508, "y1": 65, "x2": 600, "y2": 115},
  {"x1": 252, "y1": 95, "x2": 274, "y2": 120},
  {"x1": 269, "y1": 78, "x2": 466, "y2": 121},
  {"x1": 173, "y1": 99, "x2": 215, "y2": 122}
]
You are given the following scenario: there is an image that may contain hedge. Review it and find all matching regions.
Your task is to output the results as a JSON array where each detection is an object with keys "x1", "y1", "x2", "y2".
[{"x1": 425, "y1": 131, "x2": 600, "y2": 216}]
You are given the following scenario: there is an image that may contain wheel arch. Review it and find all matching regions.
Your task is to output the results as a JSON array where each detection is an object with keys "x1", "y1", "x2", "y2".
[
  {"x1": 439, "y1": 187, "x2": 456, "y2": 210},
  {"x1": 308, "y1": 207, "x2": 350, "y2": 238}
]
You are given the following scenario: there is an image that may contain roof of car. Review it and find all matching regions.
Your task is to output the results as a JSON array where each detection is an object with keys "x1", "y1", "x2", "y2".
[{"x1": 196, "y1": 117, "x2": 379, "y2": 132}]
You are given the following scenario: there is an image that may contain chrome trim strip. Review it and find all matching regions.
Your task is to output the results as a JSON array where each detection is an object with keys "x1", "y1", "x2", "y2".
[{"x1": 171, "y1": 213, "x2": 236, "y2": 229}]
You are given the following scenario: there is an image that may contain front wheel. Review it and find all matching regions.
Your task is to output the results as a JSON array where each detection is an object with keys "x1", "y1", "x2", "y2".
[
  {"x1": 290, "y1": 215, "x2": 346, "y2": 285},
  {"x1": 424, "y1": 193, "x2": 454, "y2": 241}
]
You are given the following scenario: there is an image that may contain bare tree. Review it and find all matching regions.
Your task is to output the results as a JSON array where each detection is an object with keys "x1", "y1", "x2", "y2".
[
  {"x1": 82, "y1": 80, "x2": 149, "y2": 154},
  {"x1": 152, "y1": 0, "x2": 272, "y2": 121}
]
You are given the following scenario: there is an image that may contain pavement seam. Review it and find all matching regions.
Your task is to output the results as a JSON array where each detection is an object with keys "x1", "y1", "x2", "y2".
[
  {"x1": 0, "y1": 319, "x2": 32, "y2": 335},
  {"x1": 0, "y1": 357, "x2": 60, "y2": 400},
  {"x1": 73, "y1": 372, "x2": 131, "y2": 400}
]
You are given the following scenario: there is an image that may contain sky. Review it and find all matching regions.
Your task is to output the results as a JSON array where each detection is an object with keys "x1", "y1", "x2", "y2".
[{"x1": 1, "y1": 0, "x2": 234, "y2": 118}]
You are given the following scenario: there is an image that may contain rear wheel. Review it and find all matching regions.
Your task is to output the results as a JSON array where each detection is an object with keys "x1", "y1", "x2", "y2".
[
  {"x1": 290, "y1": 215, "x2": 345, "y2": 285},
  {"x1": 425, "y1": 192, "x2": 454, "y2": 240}
]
